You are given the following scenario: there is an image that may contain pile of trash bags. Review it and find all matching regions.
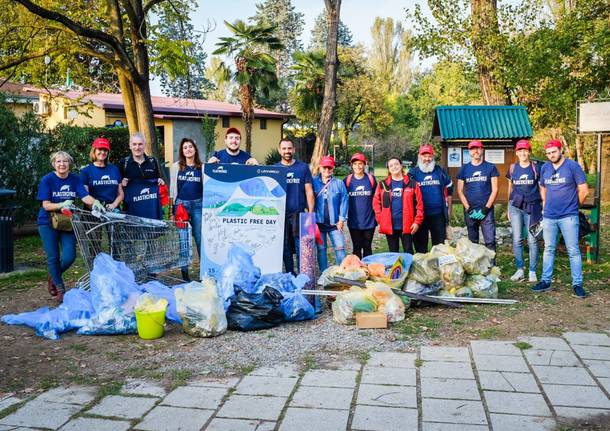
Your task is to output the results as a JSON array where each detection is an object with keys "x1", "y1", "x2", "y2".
[
  {"x1": 405, "y1": 238, "x2": 500, "y2": 298},
  {"x1": 1, "y1": 244, "x2": 317, "y2": 340}
]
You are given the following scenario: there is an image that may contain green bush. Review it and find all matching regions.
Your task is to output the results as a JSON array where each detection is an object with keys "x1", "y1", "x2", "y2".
[{"x1": 0, "y1": 99, "x2": 131, "y2": 224}]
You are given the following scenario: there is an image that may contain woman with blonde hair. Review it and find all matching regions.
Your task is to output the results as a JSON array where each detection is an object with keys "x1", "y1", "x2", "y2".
[{"x1": 37, "y1": 151, "x2": 104, "y2": 301}]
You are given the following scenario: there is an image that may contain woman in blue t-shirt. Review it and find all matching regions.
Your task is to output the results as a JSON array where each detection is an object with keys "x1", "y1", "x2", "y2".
[
  {"x1": 170, "y1": 138, "x2": 203, "y2": 281},
  {"x1": 506, "y1": 140, "x2": 542, "y2": 283},
  {"x1": 344, "y1": 153, "x2": 377, "y2": 258},
  {"x1": 79, "y1": 137, "x2": 123, "y2": 211},
  {"x1": 37, "y1": 151, "x2": 104, "y2": 301}
]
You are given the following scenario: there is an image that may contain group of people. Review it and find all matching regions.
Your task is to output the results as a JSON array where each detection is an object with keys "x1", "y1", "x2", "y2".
[{"x1": 37, "y1": 124, "x2": 590, "y2": 303}]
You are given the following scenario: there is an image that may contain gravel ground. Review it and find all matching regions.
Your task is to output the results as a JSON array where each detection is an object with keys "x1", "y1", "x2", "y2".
[{"x1": 100, "y1": 306, "x2": 417, "y2": 378}]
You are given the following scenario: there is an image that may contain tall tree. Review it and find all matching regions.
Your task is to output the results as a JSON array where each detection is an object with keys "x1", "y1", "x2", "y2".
[
  {"x1": 369, "y1": 17, "x2": 413, "y2": 95},
  {"x1": 471, "y1": 0, "x2": 507, "y2": 104},
  {"x1": 289, "y1": 50, "x2": 326, "y2": 124},
  {"x1": 309, "y1": 0, "x2": 341, "y2": 175},
  {"x1": 0, "y1": 0, "x2": 200, "y2": 158},
  {"x1": 250, "y1": 0, "x2": 305, "y2": 79},
  {"x1": 213, "y1": 20, "x2": 283, "y2": 153},
  {"x1": 309, "y1": 10, "x2": 352, "y2": 51},
  {"x1": 155, "y1": 2, "x2": 212, "y2": 99},
  {"x1": 204, "y1": 56, "x2": 233, "y2": 102}
]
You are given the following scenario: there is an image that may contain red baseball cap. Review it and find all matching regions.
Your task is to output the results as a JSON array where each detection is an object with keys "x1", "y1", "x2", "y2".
[
  {"x1": 515, "y1": 139, "x2": 531, "y2": 151},
  {"x1": 544, "y1": 139, "x2": 562, "y2": 150},
  {"x1": 92, "y1": 137, "x2": 110, "y2": 150},
  {"x1": 468, "y1": 140, "x2": 484, "y2": 149},
  {"x1": 320, "y1": 155, "x2": 335, "y2": 168},
  {"x1": 225, "y1": 127, "x2": 241, "y2": 138},
  {"x1": 419, "y1": 144, "x2": 434, "y2": 156},
  {"x1": 350, "y1": 153, "x2": 367, "y2": 164}
]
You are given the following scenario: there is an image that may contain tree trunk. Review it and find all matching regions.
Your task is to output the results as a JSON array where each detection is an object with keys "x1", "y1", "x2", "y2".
[
  {"x1": 132, "y1": 78, "x2": 159, "y2": 159},
  {"x1": 471, "y1": 0, "x2": 507, "y2": 105},
  {"x1": 116, "y1": 70, "x2": 138, "y2": 136},
  {"x1": 310, "y1": 0, "x2": 341, "y2": 176},
  {"x1": 600, "y1": 134, "x2": 610, "y2": 204}
]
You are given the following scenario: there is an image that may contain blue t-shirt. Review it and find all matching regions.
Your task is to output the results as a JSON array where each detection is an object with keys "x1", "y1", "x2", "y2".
[
  {"x1": 345, "y1": 174, "x2": 377, "y2": 230},
  {"x1": 36, "y1": 172, "x2": 89, "y2": 225},
  {"x1": 274, "y1": 160, "x2": 313, "y2": 215},
  {"x1": 410, "y1": 167, "x2": 445, "y2": 215},
  {"x1": 123, "y1": 179, "x2": 162, "y2": 220},
  {"x1": 540, "y1": 158, "x2": 586, "y2": 219},
  {"x1": 391, "y1": 179, "x2": 404, "y2": 231},
  {"x1": 317, "y1": 186, "x2": 336, "y2": 232},
  {"x1": 213, "y1": 149, "x2": 251, "y2": 164},
  {"x1": 80, "y1": 163, "x2": 122, "y2": 204},
  {"x1": 506, "y1": 162, "x2": 541, "y2": 202},
  {"x1": 177, "y1": 165, "x2": 203, "y2": 201},
  {"x1": 456, "y1": 161, "x2": 499, "y2": 209}
]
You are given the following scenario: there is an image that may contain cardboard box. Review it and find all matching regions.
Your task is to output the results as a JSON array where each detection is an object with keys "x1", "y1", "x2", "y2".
[{"x1": 355, "y1": 312, "x2": 387, "y2": 329}]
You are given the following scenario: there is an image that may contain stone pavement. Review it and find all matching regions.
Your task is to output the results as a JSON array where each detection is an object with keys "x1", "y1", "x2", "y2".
[{"x1": 1, "y1": 331, "x2": 610, "y2": 430}]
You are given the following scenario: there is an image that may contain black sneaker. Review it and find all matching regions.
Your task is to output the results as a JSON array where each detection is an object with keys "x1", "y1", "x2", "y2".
[
  {"x1": 572, "y1": 285, "x2": 587, "y2": 299},
  {"x1": 532, "y1": 280, "x2": 552, "y2": 293}
]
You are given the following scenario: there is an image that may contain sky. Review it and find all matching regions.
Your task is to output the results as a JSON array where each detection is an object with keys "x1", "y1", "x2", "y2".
[{"x1": 150, "y1": 0, "x2": 428, "y2": 96}]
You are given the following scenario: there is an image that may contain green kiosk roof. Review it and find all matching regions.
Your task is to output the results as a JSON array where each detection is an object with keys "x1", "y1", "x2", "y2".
[{"x1": 432, "y1": 105, "x2": 533, "y2": 141}]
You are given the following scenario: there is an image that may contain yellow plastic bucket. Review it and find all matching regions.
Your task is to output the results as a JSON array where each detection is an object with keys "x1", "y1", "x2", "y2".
[{"x1": 135, "y1": 307, "x2": 167, "y2": 340}]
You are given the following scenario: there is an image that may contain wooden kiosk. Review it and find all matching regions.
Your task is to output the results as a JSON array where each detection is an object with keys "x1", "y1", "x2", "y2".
[{"x1": 432, "y1": 106, "x2": 533, "y2": 203}]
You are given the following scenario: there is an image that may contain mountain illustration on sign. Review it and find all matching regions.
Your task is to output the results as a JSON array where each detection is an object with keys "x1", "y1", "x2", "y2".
[{"x1": 205, "y1": 177, "x2": 283, "y2": 216}]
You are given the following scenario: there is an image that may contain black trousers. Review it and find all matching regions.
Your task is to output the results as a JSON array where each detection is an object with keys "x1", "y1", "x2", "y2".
[
  {"x1": 413, "y1": 213, "x2": 446, "y2": 253},
  {"x1": 386, "y1": 230, "x2": 414, "y2": 254},
  {"x1": 349, "y1": 228, "x2": 375, "y2": 259}
]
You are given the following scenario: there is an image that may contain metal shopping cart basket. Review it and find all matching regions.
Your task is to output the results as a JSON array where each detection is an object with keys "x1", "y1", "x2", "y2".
[{"x1": 70, "y1": 208, "x2": 192, "y2": 288}]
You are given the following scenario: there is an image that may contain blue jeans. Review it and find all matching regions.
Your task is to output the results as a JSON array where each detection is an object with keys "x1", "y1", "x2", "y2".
[
  {"x1": 508, "y1": 204, "x2": 538, "y2": 272},
  {"x1": 38, "y1": 225, "x2": 77, "y2": 290},
  {"x1": 176, "y1": 198, "x2": 202, "y2": 257},
  {"x1": 316, "y1": 228, "x2": 347, "y2": 272},
  {"x1": 541, "y1": 215, "x2": 582, "y2": 286},
  {"x1": 464, "y1": 207, "x2": 496, "y2": 253}
]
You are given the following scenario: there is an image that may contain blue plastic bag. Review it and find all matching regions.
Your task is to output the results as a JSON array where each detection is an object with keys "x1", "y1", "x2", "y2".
[
  {"x1": 281, "y1": 291, "x2": 315, "y2": 322},
  {"x1": 89, "y1": 253, "x2": 140, "y2": 313},
  {"x1": 252, "y1": 273, "x2": 309, "y2": 294},
  {"x1": 218, "y1": 244, "x2": 261, "y2": 310},
  {"x1": 77, "y1": 308, "x2": 137, "y2": 335}
]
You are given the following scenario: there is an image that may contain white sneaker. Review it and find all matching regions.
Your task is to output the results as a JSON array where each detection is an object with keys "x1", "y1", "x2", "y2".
[
  {"x1": 528, "y1": 271, "x2": 538, "y2": 282},
  {"x1": 510, "y1": 269, "x2": 525, "y2": 282}
]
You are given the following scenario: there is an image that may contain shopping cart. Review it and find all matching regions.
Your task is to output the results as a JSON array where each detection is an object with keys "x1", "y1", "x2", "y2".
[{"x1": 70, "y1": 208, "x2": 192, "y2": 288}]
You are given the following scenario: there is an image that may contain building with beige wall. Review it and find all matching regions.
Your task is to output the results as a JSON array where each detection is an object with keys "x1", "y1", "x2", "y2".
[{"x1": 1, "y1": 81, "x2": 288, "y2": 164}]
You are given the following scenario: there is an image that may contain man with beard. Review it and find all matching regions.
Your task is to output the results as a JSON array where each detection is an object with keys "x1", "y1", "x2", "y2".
[
  {"x1": 274, "y1": 138, "x2": 315, "y2": 274},
  {"x1": 207, "y1": 127, "x2": 258, "y2": 165},
  {"x1": 409, "y1": 144, "x2": 453, "y2": 252},
  {"x1": 533, "y1": 139, "x2": 588, "y2": 298},
  {"x1": 456, "y1": 140, "x2": 499, "y2": 253}
]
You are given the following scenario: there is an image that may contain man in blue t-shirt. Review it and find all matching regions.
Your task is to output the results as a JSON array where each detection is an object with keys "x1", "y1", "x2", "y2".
[
  {"x1": 533, "y1": 139, "x2": 589, "y2": 298},
  {"x1": 274, "y1": 138, "x2": 314, "y2": 274},
  {"x1": 456, "y1": 140, "x2": 499, "y2": 253},
  {"x1": 409, "y1": 144, "x2": 453, "y2": 252},
  {"x1": 207, "y1": 127, "x2": 258, "y2": 165}
]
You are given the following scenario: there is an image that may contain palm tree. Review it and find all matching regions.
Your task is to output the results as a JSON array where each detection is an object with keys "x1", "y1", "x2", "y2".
[
  {"x1": 213, "y1": 20, "x2": 284, "y2": 153},
  {"x1": 289, "y1": 50, "x2": 326, "y2": 124}
]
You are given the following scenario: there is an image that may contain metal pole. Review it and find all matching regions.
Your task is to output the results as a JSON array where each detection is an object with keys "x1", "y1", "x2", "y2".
[{"x1": 595, "y1": 133, "x2": 602, "y2": 263}]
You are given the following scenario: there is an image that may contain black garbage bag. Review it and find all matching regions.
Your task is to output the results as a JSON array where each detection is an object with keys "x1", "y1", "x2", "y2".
[{"x1": 226, "y1": 286, "x2": 285, "y2": 331}]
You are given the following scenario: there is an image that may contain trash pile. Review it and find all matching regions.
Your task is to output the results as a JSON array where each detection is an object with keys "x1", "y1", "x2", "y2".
[
  {"x1": 1, "y1": 244, "x2": 316, "y2": 340},
  {"x1": 318, "y1": 253, "x2": 412, "y2": 326},
  {"x1": 405, "y1": 238, "x2": 500, "y2": 299}
]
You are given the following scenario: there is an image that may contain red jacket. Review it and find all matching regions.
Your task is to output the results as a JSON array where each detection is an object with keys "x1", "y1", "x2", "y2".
[{"x1": 373, "y1": 174, "x2": 424, "y2": 235}]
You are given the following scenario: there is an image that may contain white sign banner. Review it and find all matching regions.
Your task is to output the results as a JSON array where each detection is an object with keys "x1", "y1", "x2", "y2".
[
  {"x1": 447, "y1": 147, "x2": 461, "y2": 167},
  {"x1": 200, "y1": 164, "x2": 286, "y2": 279},
  {"x1": 579, "y1": 101, "x2": 610, "y2": 133},
  {"x1": 485, "y1": 149, "x2": 505, "y2": 164}
]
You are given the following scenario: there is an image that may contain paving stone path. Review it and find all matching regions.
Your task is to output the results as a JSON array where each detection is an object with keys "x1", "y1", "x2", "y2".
[{"x1": 1, "y1": 331, "x2": 610, "y2": 430}]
